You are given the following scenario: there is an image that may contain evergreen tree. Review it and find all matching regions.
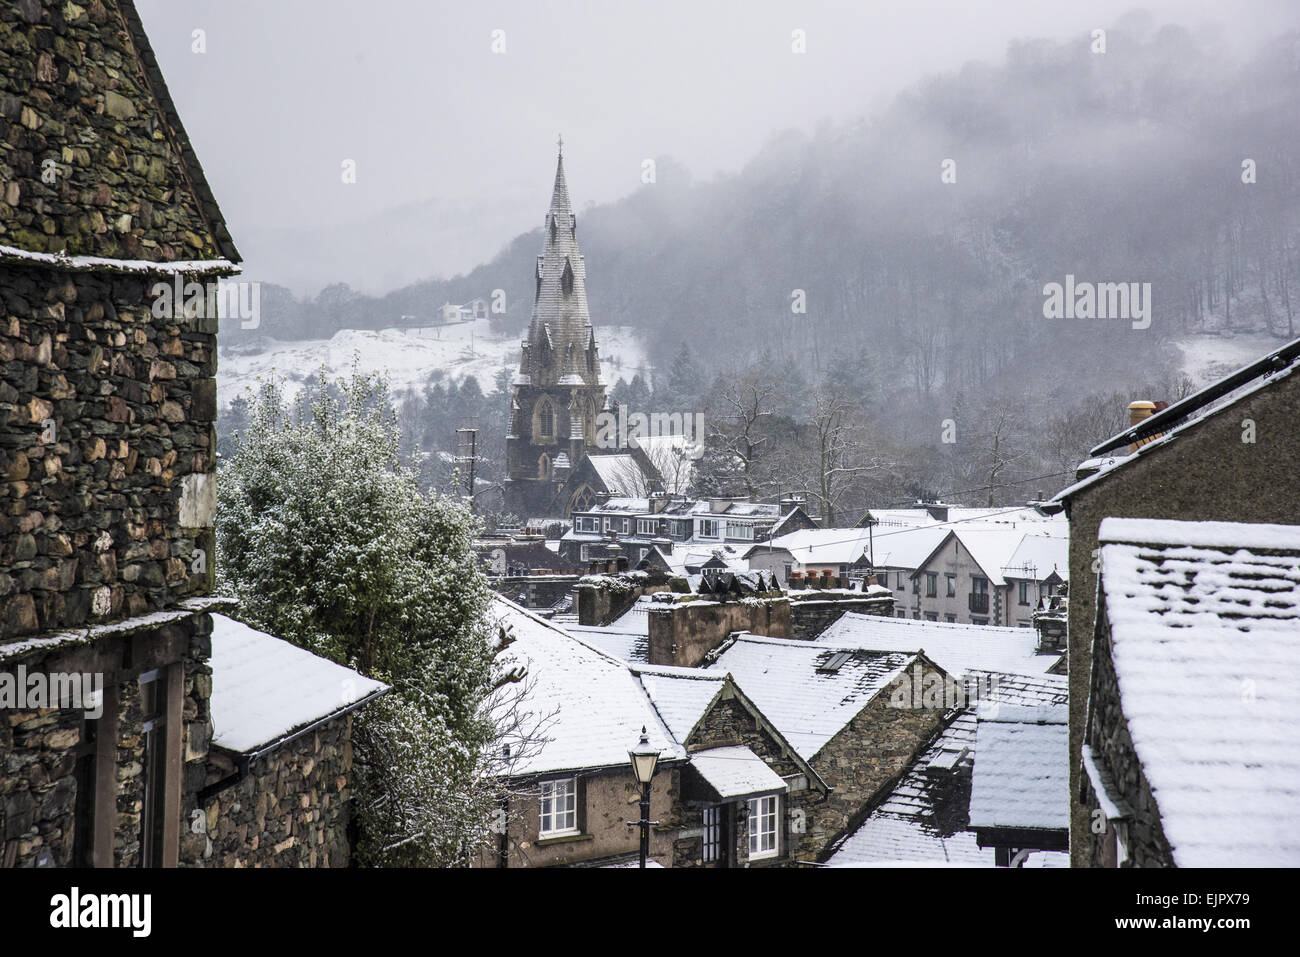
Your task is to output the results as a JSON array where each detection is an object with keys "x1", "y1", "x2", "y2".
[{"x1": 216, "y1": 368, "x2": 503, "y2": 865}]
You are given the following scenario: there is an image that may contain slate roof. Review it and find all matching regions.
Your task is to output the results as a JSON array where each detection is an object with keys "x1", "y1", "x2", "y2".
[
  {"x1": 208, "y1": 615, "x2": 388, "y2": 755},
  {"x1": 968, "y1": 704, "x2": 1069, "y2": 831},
  {"x1": 491, "y1": 597, "x2": 684, "y2": 776},
  {"x1": 1095, "y1": 517, "x2": 1300, "y2": 866},
  {"x1": 520, "y1": 151, "x2": 601, "y2": 388},
  {"x1": 689, "y1": 745, "x2": 788, "y2": 800},
  {"x1": 816, "y1": 612, "x2": 1060, "y2": 677},
  {"x1": 587, "y1": 454, "x2": 652, "y2": 494},
  {"x1": 826, "y1": 671, "x2": 1066, "y2": 866},
  {"x1": 705, "y1": 634, "x2": 918, "y2": 761}
]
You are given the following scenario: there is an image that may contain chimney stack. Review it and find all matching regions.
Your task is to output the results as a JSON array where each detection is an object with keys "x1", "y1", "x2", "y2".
[{"x1": 1127, "y1": 400, "x2": 1160, "y2": 454}]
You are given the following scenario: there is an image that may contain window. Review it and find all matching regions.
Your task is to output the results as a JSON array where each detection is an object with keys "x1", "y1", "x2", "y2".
[
  {"x1": 621, "y1": 518, "x2": 630, "y2": 534},
  {"x1": 972, "y1": 617, "x2": 988, "y2": 626},
  {"x1": 699, "y1": 519, "x2": 719, "y2": 538},
  {"x1": 877, "y1": 570, "x2": 888, "y2": 588},
  {"x1": 726, "y1": 522, "x2": 754, "y2": 541},
  {"x1": 912, "y1": 576, "x2": 920, "y2": 594},
  {"x1": 638, "y1": 519, "x2": 656, "y2": 536},
  {"x1": 579, "y1": 545, "x2": 590, "y2": 561},
  {"x1": 895, "y1": 572, "x2": 904, "y2": 591},
  {"x1": 925, "y1": 611, "x2": 938, "y2": 622},
  {"x1": 925, "y1": 572, "x2": 937, "y2": 598},
  {"x1": 702, "y1": 805, "x2": 723, "y2": 863},
  {"x1": 945, "y1": 614, "x2": 957, "y2": 623},
  {"x1": 537, "y1": 400, "x2": 554, "y2": 439},
  {"x1": 539, "y1": 778, "x2": 578, "y2": 836},
  {"x1": 1019, "y1": 581, "x2": 1031, "y2": 605},
  {"x1": 896, "y1": 609, "x2": 907, "y2": 618},
  {"x1": 972, "y1": 577, "x2": 989, "y2": 596},
  {"x1": 946, "y1": 574, "x2": 956, "y2": 597},
  {"x1": 783, "y1": 563, "x2": 792, "y2": 582},
  {"x1": 747, "y1": 795, "x2": 778, "y2": 860}
]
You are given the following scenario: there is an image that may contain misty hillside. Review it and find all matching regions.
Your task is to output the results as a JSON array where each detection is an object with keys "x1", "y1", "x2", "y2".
[{"x1": 237, "y1": 19, "x2": 1300, "y2": 415}]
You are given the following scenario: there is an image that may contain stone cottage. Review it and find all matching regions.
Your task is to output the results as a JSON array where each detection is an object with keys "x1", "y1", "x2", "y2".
[
  {"x1": 0, "y1": 0, "x2": 385, "y2": 869},
  {"x1": 481, "y1": 597, "x2": 831, "y2": 867},
  {"x1": 1049, "y1": 335, "x2": 1300, "y2": 864}
]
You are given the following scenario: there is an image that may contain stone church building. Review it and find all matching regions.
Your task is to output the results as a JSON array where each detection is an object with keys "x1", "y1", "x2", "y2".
[{"x1": 503, "y1": 150, "x2": 661, "y2": 520}]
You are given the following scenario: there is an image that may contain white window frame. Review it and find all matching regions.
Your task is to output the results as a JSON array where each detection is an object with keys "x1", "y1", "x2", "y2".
[
  {"x1": 747, "y1": 794, "x2": 779, "y2": 860},
  {"x1": 638, "y1": 519, "x2": 656, "y2": 536},
  {"x1": 698, "y1": 519, "x2": 719, "y2": 539},
  {"x1": 539, "y1": 778, "x2": 578, "y2": 837},
  {"x1": 579, "y1": 545, "x2": 590, "y2": 562},
  {"x1": 726, "y1": 522, "x2": 754, "y2": 541}
]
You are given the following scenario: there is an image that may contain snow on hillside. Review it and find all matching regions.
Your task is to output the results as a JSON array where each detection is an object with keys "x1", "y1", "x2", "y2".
[
  {"x1": 1176, "y1": 332, "x2": 1292, "y2": 387},
  {"x1": 216, "y1": 318, "x2": 651, "y2": 409}
]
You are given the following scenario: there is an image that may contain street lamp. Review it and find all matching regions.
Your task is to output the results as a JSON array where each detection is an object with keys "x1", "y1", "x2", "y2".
[{"x1": 628, "y1": 726, "x2": 661, "y2": 868}]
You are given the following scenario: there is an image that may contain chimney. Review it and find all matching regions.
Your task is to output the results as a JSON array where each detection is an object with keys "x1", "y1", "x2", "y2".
[
  {"x1": 925, "y1": 503, "x2": 949, "y2": 522},
  {"x1": 780, "y1": 493, "x2": 806, "y2": 515},
  {"x1": 1127, "y1": 400, "x2": 1160, "y2": 454},
  {"x1": 649, "y1": 492, "x2": 669, "y2": 514}
]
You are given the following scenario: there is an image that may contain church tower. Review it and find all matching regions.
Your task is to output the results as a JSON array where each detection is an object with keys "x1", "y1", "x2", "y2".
[{"x1": 504, "y1": 144, "x2": 608, "y2": 518}]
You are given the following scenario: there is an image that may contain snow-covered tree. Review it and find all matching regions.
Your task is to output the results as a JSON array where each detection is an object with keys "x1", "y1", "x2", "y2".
[{"x1": 216, "y1": 367, "x2": 506, "y2": 865}]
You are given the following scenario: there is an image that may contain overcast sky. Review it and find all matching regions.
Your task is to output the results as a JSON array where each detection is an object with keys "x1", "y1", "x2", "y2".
[{"x1": 136, "y1": 0, "x2": 1300, "y2": 294}]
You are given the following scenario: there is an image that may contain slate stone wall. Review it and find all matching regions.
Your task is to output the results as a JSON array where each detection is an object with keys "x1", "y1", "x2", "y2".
[
  {"x1": 1081, "y1": 614, "x2": 1175, "y2": 867},
  {"x1": 0, "y1": 266, "x2": 218, "y2": 640},
  {"x1": 787, "y1": 594, "x2": 896, "y2": 641},
  {"x1": 647, "y1": 598, "x2": 790, "y2": 667},
  {"x1": 1, "y1": 609, "x2": 212, "y2": 867},
  {"x1": 801, "y1": 673, "x2": 949, "y2": 860},
  {"x1": 182, "y1": 713, "x2": 355, "y2": 868},
  {"x1": 0, "y1": 0, "x2": 230, "y2": 260}
]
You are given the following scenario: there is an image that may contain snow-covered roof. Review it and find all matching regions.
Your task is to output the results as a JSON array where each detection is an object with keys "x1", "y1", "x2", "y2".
[
  {"x1": 919, "y1": 527, "x2": 1040, "y2": 587},
  {"x1": 491, "y1": 597, "x2": 684, "y2": 776},
  {"x1": 745, "y1": 527, "x2": 873, "y2": 566},
  {"x1": 566, "y1": 625, "x2": 649, "y2": 663},
  {"x1": 630, "y1": 665, "x2": 726, "y2": 742},
  {"x1": 827, "y1": 671, "x2": 1065, "y2": 867},
  {"x1": 208, "y1": 615, "x2": 389, "y2": 755},
  {"x1": 586, "y1": 455, "x2": 651, "y2": 495},
  {"x1": 706, "y1": 634, "x2": 916, "y2": 760},
  {"x1": 816, "y1": 612, "x2": 1060, "y2": 677},
  {"x1": 867, "y1": 525, "x2": 951, "y2": 569},
  {"x1": 689, "y1": 745, "x2": 788, "y2": 800},
  {"x1": 1002, "y1": 534, "x2": 1069, "y2": 582},
  {"x1": 1096, "y1": 517, "x2": 1300, "y2": 866},
  {"x1": 968, "y1": 704, "x2": 1068, "y2": 832}
]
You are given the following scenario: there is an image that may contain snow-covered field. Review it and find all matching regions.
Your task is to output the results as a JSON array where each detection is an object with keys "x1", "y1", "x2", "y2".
[
  {"x1": 216, "y1": 319, "x2": 651, "y2": 409},
  {"x1": 1175, "y1": 332, "x2": 1290, "y2": 387}
]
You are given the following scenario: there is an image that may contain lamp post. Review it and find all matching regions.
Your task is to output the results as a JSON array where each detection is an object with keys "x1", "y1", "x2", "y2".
[{"x1": 628, "y1": 726, "x2": 661, "y2": 868}]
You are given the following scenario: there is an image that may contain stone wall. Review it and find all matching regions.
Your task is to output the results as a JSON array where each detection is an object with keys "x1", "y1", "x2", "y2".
[
  {"x1": 493, "y1": 574, "x2": 578, "y2": 611},
  {"x1": 681, "y1": 695, "x2": 821, "y2": 867},
  {"x1": 1080, "y1": 611, "x2": 1175, "y2": 867},
  {"x1": 575, "y1": 574, "x2": 652, "y2": 626},
  {"x1": 0, "y1": 0, "x2": 233, "y2": 260},
  {"x1": 0, "y1": 266, "x2": 218, "y2": 639},
  {"x1": 182, "y1": 714, "x2": 355, "y2": 868},
  {"x1": 787, "y1": 593, "x2": 896, "y2": 641},
  {"x1": 800, "y1": 666, "x2": 950, "y2": 860},
  {"x1": 1, "y1": 607, "x2": 214, "y2": 867},
  {"x1": 481, "y1": 767, "x2": 681, "y2": 868},
  {"x1": 647, "y1": 598, "x2": 790, "y2": 667}
]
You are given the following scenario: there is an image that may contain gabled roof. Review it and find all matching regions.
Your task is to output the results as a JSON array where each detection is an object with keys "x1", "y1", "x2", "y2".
[
  {"x1": 968, "y1": 704, "x2": 1068, "y2": 832},
  {"x1": 490, "y1": 597, "x2": 684, "y2": 776},
  {"x1": 743, "y1": 527, "x2": 881, "y2": 566},
  {"x1": 3, "y1": 1, "x2": 239, "y2": 263},
  {"x1": 826, "y1": 671, "x2": 1066, "y2": 866},
  {"x1": 909, "y1": 527, "x2": 1039, "y2": 587},
  {"x1": 1052, "y1": 337, "x2": 1300, "y2": 503},
  {"x1": 705, "y1": 634, "x2": 922, "y2": 761},
  {"x1": 816, "y1": 612, "x2": 1061, "y2": 677},
  {"x1": 208, "y1": 615, "x2": 388, "y2": 756},
  {"x1": 1094, "y1": 517, "x2": 1300, "y2": 866},
  {"x1": 587, "y1": 454, "x2": 652, "y2": 495}
]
